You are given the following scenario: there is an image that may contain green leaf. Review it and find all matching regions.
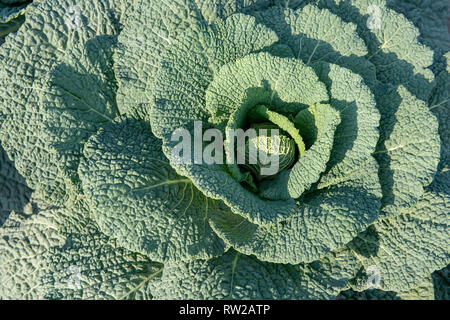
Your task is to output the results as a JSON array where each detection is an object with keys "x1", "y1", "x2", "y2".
[
  {"x1": 0, "y1": 2, "x2": 27, "y2": 23},
  {"x1": 287, "y1": 103, "x2": 340, "y2": 198},
  {"x1": 79, "y1": 117, "x2": 227, "y2": 262},
  {"x1": 384, "y1": 279, "x2": 435, "y2": 299},
  {"x1": 0, "y1": 201, "x2": 66, "y2": 299},
  {"x1": 374, "y1": 85, "x2": 440, "y2": 216},
  {"x1": 0, "y1": 0, "x2": 446, "y2": 301},
  {"x1": 210, "y1": 157, "x2": 381, "y2": 264},
  {"x1": 338, "y1": 275, "x2": 435, "y2": 300},
  {"x1": 0, "y1": 192, "x2": 164, "y2": 300},
  {"x1": 206, "y1": 52, "x2": 329, "y2": 127},
  {"x1": 42, "y1": 35, "x2": 119, "y2": 195},
  {"x1": 41, "y1": 205, "x2": 164, "y2": 300},
  {"x1": 432, "y1": 264, "x2": 450, "y2": 300},
  {"x1": 387, "y1": 0, "x2": 450, "y2": 53},
  {"x1": 206, "y1": 52, "x2": 338, "y2": 200},
  {"x1": 317, "y1": 0, "x2": 435, "y2": 101},
  {"x1": 253, "y1": 5, "x2": 377, "y2": 88},
  {"x1": 348, "y1": 170, "x2": 450, "y2": 292},
  {"x1": 0, "y1": 145, "x2": 32, "y2": 226},
  {"x1": 115, "y1": 0, "x2": 274, "y2": 118},
  {"x1": 151, "y1": 13, "x2": 279, "y2": 139},
  {"x1": 115, "y1": 0, "x2": 199, "y2": 118},
  {"x1": 430, "y1": 52, "x2": 450, "y2": 170},
  {"x1": 0, "y1": 0, "x2": 119, "y2": 205},
  {"x1": 153, "y1": 248, "x2": 356, "y2": 299}
]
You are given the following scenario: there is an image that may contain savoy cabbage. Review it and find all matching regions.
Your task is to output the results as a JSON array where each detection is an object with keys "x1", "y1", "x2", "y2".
[{"x1": 0, "y1": 0, "x2": 448, "y2": 300}]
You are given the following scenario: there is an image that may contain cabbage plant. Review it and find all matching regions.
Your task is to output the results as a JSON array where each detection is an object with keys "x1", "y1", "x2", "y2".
[{"x1": 0, "y1": 0, "x2": 448, "y2": 300}]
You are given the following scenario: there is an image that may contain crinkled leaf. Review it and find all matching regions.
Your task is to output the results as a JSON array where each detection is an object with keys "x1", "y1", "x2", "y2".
[
  {"x1": 210, "y1": 157, "x2": 381, "y2": 264},
  {"x1": 42, "y1": 35, "x2": 119, "y2": 191},
  {"x1": 41, "y1": 205, "x2": 164, "y2": 300},
  {"x1": 153, "y1": 248, "x2": 356, "y2": 299},
  {"x1": 79, "y1": 117, "x2": 227, "y2": 262},
  {"x1": 0, "y1": 0, "x2": 119, "y2": 205},
  {"x1": 387, "y1": 0, "x2": 450, "y2": 53},
  {"x1": 374, "y1": 85, "x2": 440, "y2": 216},
  {"x1": 151, "y1": 13, "x2": 278, "y2": 139},
  {"x1": 348, "y1": 170, "x2": 449, "y2": 292},
  {"x1": 206, "y1": 52, "x2": 329, "y2": 127},
  {"x1": 313, "y1": 62, "x2": 380, "y2": 190},
  {"x1": 271, "y1": 102, "x2": 340, "y2": 199}
]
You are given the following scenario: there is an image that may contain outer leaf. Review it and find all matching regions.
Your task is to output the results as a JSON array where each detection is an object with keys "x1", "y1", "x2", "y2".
[
  {"x1": 115, "y1": 0, "x2": 273, "y2": 118},
  {"x1": 151, "y1": 13, "x2": 278, "y2": 139},
  {"x1": 153, "y1": 248, "x2": 356, "y2": 300},
  {"x1": 210, "y1": 157, "x2": 381, "y2": 264},
  {"x1": 0, "y1": 145, "x2": 32, "y2": 226},
  {"x1": 0, "y1": 191, "x2": 164, "y2": 300},
  {"x1": 395, "y1": 276, "x2": 438, "y2": 300},
  {"x1": 79, "y1": 117, "x2": 227, "y2": 262},
  {"x1": 253, "y1": 5, "x2": 377, "y2": 88},
  {"x1": 318, "y1": 0, "x2": 435, "y2": 101},
  {"x1": 0, "y1": 0, "x2": 118, "y2": 205},
  {"x1": 374, "y1": 85, "x2": 440, "y2": 216},
  {"x1": 42, "y1": 35, "x2": 119, "y2": 191},
  {"x1": 0, "y1": 201, "x2": 65, "y2": 299},
  {"x1": 348, "y1": 170, "x2": 450, "y2": 292}
]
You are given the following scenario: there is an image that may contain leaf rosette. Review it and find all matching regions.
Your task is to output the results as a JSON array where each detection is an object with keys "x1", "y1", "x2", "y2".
[{"x1": 0, "y1": 0, "x2": 447, "y2": 300}]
